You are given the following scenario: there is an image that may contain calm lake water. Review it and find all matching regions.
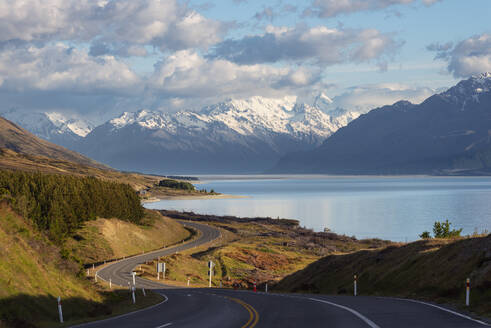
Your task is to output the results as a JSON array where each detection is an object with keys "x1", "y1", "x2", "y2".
[{"x1": 144, "y1": 176, "x2": 491, "y2": 241}]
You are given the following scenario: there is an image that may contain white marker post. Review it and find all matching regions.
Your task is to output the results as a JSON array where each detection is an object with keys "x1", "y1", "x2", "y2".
[
  {"x1": 265, "y1": 283, "x2": 268, "y2": 293},
  {"x1": 354, "y1": 274, "x2": 358, "y2": 296},
  {"x1": 132, "y1": 272, "x2": 136, "y2": 286},
  {"x1": 57, "y1": 296, "x2": 64, "y2": 323},
  {"x1": 131, "y1": 286, "x2": 136, "y2": 304},
  {"x1": 187, "y1": 278, "x2": 190, "y2": 286},
  {"x1": 95, "y1": 273, "x2": 98, "y2": 282},
  {"x1": 142, "y1": 287, "x2": 146, "y2": 297},
  {"x1": 109, "y1": 278, "x2": 112, "y2": 290},
  {"x1": 208, "y1": 261, "x2": 214, "y2": 288},
  {"x1": 163, "y1": 263, "x2": 166, "y2": 280},
  {"x1": 466, "y1": 278, "x2": 470, "y2": 306}
]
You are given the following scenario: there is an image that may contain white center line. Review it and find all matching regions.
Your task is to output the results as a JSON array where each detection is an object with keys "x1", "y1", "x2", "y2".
[
  {"x1": 155, "y1": 323, "x2": 172, "y2": 328},
  {"x1": 308, "y1": 297, "x2": 381, "y2": 328}
]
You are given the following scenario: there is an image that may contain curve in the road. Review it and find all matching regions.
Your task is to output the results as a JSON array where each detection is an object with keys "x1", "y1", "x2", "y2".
[
  {"x1": 96, "y1": 220, "x2": 221, "y2": 290},
  {"x1": 81, "y1": 220, "x2": 490, "y2": 328}
]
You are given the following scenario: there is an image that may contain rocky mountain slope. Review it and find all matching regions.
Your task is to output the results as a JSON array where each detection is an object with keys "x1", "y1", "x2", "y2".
[
  {"x1": 76, "y1": 96, "x2": 359, "y2": 174},
  {"x1": 272, "y1": 73, "x2": 491, "y2": 175}
]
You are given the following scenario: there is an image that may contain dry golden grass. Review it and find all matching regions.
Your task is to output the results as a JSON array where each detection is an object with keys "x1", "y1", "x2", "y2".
[{"x1": 65, "y1": 210, "x2": 191, "y2": 264}]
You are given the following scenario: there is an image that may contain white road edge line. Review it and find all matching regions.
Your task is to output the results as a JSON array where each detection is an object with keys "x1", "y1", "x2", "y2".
[
  {"x1": 69, "y1": 294, "x2": 169, "y2": 327},
  {"x1": 384, "y1": 297, "x2": 490, "y2": 326},
  {"x1": 308, "y1": 297, "x2": 381, "y2": 328},
  {"x1": 155, "y1": 323, "x2": 172, "y2": 328}
]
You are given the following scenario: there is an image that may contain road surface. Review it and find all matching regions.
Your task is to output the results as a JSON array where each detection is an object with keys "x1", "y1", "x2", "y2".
[{"x1": 75, "y1": 220, "x2": 490, "y2": 328}]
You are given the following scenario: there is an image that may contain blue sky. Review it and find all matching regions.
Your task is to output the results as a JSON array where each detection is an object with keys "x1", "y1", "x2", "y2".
[{"x1": 0, "y1": 0, "x2": 490, "y2": 122}]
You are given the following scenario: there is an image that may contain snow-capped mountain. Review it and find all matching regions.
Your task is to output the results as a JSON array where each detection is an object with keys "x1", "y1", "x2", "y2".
[
  {"x1": 75, "y1": 96, "x2": 359, "y2": 173},
  {"x1": 273, "y1": 73, "x2": 491, "y2": 175},
  {"x1": 0, "y1": 109, "x2": 94, "y2": 148}
]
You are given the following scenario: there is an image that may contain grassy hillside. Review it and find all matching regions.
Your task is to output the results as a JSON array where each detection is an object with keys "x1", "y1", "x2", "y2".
[
  {"x1": 66, "y1": 210, "x2": 190, "y2": 264},
  {"x1": 274, "y1": 236, "x2": 491, "y2": 317},
  {"x1": 0, "y1": 204, "x2": 164, "y2": 328}
]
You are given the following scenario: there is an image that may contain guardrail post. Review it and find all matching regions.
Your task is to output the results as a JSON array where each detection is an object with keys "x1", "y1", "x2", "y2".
[
  {"x1": 466, "y1": 278, "x2": 470, "y2": 306},
  {"x1": 57, "y1": 296, "x2": 64, "y2": 323}
]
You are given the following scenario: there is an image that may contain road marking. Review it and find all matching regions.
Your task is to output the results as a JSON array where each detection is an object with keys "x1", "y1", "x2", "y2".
[
  {"x1": 225, "y1": 297, "x2": 259, "y2": 328},
  {"x1": 384, "y1": 297, "x2": 490, "y2": 326},
  {"x1": 155, "y1": 323, "x2": 172, "y2": 328},
  {"x1": 308, "y1": 297, "x2": 380, "y2": 328}
]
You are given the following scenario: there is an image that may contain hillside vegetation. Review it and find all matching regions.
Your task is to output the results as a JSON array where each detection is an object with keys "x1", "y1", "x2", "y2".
[
  {"x1": 0, "y1": 170, "x2": 144, "y2": 243},
  {"x1": 139, "y1": 210, "x2": 391, "y2": 288},
  {"x1": 274, "y1": 235, "x2": 491, "y2": 317}
]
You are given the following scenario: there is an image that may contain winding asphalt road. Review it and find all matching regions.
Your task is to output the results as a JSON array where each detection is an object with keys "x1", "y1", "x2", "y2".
[{"x1": 75, "y1": 221, "x2": 490, "y2": 328}]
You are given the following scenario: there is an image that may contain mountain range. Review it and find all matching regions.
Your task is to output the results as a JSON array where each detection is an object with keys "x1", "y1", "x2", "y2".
[
  {"x1": 3, "y1": 73, "x2": 491, "y2": 175},
  {"x1": 2, "y1": 95, "x2": 359, "y2": 174},
  {"x1": 273, "y1": 73, "x2": 491, "y2": 175}
]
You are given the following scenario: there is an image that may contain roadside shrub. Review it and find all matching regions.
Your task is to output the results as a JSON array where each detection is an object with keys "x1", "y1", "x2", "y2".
[
  {"x1": 419, "y1": 220, "x2": 463, "y2": 239},
  {"x1": 433, "y1": 220, "x2": 462, "y2": 238},
  {"x1": 419, "y1": 231, "x2": 431, "y2": 239}
]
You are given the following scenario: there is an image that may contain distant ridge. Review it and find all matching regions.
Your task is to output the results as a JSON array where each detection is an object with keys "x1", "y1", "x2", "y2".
[
  {"x1": 272, "y1": 73, "x2": 491, "y2": 175},
  {"x1": 0, "y1": 116, "x2": 106, "y2": 170}
]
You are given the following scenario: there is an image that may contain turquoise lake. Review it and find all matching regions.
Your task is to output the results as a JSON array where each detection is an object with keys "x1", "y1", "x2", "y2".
[{"x1": 144, "y1": 176, "x2": 491, "y2": 241}]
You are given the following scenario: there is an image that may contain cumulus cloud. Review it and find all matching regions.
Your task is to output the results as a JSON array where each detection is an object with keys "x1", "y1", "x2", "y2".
[
  {"x1": 208, "y1": 25, "x2": 402, "y2": 66},
  {"x1": 428, "y1": 34, "x2": 491, "y2": 77},
  {"x1": 150, "y1": 50, "x2": 322, "y2": 99},
  {"x1": 0, "y1": 43, "x2": 140, "y2": 93},
  {"x1": 305, "y1": 0, "x2": 442, "y2": 18},
  {"x1": 330, "y1": 83, "x2": 435, "y2": 112},
  {"x1": 0, "y1": 0, "x2": 225, "y2": 54}
]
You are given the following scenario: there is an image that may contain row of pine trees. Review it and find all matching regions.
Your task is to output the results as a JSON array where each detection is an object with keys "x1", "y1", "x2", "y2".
[{"x1": 0, "y1": 170, "x2": 144, "y2": 243}]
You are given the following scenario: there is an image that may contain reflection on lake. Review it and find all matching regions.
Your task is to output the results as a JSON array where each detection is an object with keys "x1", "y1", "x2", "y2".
[{"x1": 144, "y1": 176, "x2": 491, "y2": 241}]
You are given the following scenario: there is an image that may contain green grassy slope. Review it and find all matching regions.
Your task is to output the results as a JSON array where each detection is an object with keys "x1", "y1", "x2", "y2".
[{"x1": 274, "y1": 236, "x2": 491, "y2": 317}]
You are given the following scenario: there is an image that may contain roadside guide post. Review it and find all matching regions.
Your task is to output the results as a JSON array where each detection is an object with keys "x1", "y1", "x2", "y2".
[
  {"x1": 466, "y1": 278, "x2": 470, "y2": 306},
  {"x1": 265, "y1": 283, "x2": 268, "y2": 293},
  {"x1": 163, "y1": 262, "x2": 166, "y2": 280},
  {"x1": 131, "y1": 286, "x2": 136, "y2": 304},
  {"x1": 57, "y1": 296, "x2": 64, "y2": 323},
  {"x1": 142, "y1": 287, "x2": 146, "y2": 296},
  {"x1": 132, "y1": 272, "x2": 136, "y2": 286},
  {"x1": 187, "y1": 277, "x2": 190, "y2": 286},
  {"x1": 253, "y1": 281, "x2": 256, "y2": 292},
  {"x1": 354, "y1": 274, "x2": 358, "y2": 296},
  {"x1": 109, "y1": 278, "x2": 112, "y2": 290},
  {"x1": 208, "y1": 261, "x2": 214, "y2": 288}
]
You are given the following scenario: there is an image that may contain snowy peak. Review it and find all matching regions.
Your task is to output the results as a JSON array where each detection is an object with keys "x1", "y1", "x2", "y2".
[
  {"x1": 1, "y1": 109, "x2": 94, "y2": 140},
  {"x1": 105, "y1": 96, "x2": 359, "y2": 140},
  {"x1": 438, "y1": 72, "x2": 491, "y2": 109}
]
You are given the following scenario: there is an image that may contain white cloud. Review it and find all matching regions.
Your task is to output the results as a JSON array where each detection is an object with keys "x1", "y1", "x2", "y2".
[
  {"x1": 330, "y1": 83, "x2": 435, "y2": 112},
  {"x1": 208, "y1": 25, "x2": 402, "y2": 66},
  {"x1": 305, "y1": 0, "x2": 442, "y2": 18},
  {"x1": 428, "y1": 33, "x2": 491, "y2": 77},
  {"x1": 150, "y1": 50, "x2": 322, "y2": 100},
  {"x1": 0, "y1": 43, "x2": 140, "y2": 94},
  {"x1": 0, "y1": 0, "x2": 225, "y2": 53}
]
